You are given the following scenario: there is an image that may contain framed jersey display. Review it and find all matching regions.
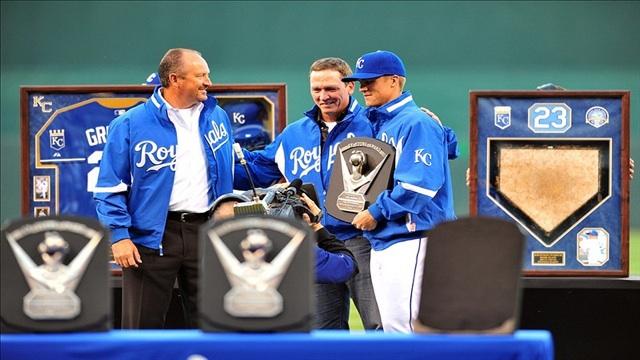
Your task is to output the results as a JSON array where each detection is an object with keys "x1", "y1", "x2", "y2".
[
  {"x1": 21, "y1": 84, "x2": 287, "y2": 220},
  {"x1": 469, "y1": 90, "x2": 630, "y2": 276}
]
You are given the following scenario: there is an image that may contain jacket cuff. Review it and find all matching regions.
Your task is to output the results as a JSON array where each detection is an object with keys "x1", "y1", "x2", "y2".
[
  {"x1": 110, "y1": 227, "x2": 131, "y2": 243},
  {"x1": 367, "y1": 204, "x2": 384, "y2": 222},
  {"x1": 315, "y1": 227, "x2": 331, "y2": 240}
]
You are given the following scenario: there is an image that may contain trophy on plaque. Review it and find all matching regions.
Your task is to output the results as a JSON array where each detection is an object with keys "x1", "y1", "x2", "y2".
[
  {"x1": 1, "y1": 216, "x2": 111, "y2": 333},
  {"x1": 326, "y1": 137, "x2": 395, "y2": 222},
  {"x1": 210, "y1": 228, "x2": 305, "y2": 318},
  {"x1": 199, "y1": 215, "x2": 314, "y2": 332},
  {"x1": 7, "y1": 230, "x2": 101, "y2": 319}
]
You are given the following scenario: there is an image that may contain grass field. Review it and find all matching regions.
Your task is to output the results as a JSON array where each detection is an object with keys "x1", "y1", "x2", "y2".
[{"x1": 347, "y1": 229, "x2": 640, "y2": 331}]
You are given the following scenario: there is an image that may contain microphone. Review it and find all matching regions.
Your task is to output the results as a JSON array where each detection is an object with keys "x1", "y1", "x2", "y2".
[
  {"x1": 233, "y1": 142, "x2": 247, "y2": 164},
  {"x1": 233, "y1": 143, "x2": 259, "y2": 202}
]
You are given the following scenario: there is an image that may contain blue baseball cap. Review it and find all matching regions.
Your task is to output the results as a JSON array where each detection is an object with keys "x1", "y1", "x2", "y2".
[
  {"x1": 235, "y1": 124, "x2": 270, "y2": 151},
  {"x1": 222, "y1": 101, "x2": 271, "y2": 151},
  {"x1": 143, "y1": 72, "x2": 161, "y2": 86},
  {"x1": 342, "y1": 50, "x2": 406, "y2": 81},
  {"x1": 223, "y1": 101, "x2": 265, "y2": 127}
]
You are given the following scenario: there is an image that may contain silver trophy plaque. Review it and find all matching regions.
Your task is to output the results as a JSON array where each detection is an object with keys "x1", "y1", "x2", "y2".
[
  {"x1": 5, "y1": 221, "x2": 103, "y2": 320},
  {"x1": 326, "y1": 137, "x2": 395, "y2": 222},
  {"x1": 199, "y1": 214, "x2": 314, "y2": 332},
  {"x1": 337, "y1": 149, "x2": 389, "y2": 213},
  {"x1": 208, "y1": 217, "x2": 307, "y2": 318}
]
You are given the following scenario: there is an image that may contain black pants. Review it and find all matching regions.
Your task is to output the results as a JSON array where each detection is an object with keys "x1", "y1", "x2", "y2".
[{"x1": 121, "y1": 216, "x2": 205, "y2": 329}]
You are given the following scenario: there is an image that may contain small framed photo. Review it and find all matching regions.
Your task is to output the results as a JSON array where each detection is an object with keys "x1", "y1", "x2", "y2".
[
  {"x1": 32, "y1": 175, "x2": 51, "y2": 202},
  {"x1": 33, "y1": 206, "x2": 50, "y2": 217}
]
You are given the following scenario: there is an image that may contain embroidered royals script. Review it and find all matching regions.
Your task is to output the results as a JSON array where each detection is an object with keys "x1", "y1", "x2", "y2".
[
  {"x1": 290, "y1": 143, "x2": 344, "y2": 177},
  {"x1": 205, "y1": 121, "x2": 228, "y2": 152},
  {"x1": 289, "y1": 132, "x2": 356, "y2": 177},
  {"x1": 135, "y1": 141, "x2": 177, "y2": 172}
]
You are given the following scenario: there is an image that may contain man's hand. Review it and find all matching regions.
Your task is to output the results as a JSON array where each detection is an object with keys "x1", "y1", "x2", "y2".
[
  {"x1": 466, "y1": 168, "x2": 470, "y2": 187},
  {"x1": 300, "y1": 194, "x2": 323, "y2": 231},
  {"x1": 212, "y1": 201, "x2": 236, "y2": 221},
  {"x1": 300, "y1": 194, "x2": 322, "y2": 218},
  {"x1": 112, "y1": 239, "x2": 142, "y2": 268},
  {"x1": 352, "y1": 210, "x2": 377, "y2": 231}
]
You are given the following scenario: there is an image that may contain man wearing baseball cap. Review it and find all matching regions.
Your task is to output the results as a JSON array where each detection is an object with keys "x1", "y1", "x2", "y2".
[{"x1": 344, "y1": 50, "x2": 457, "y2": 333}]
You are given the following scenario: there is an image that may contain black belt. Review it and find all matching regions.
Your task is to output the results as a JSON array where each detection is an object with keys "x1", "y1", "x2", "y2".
[{"x1": 167, "y1": 210, "x2": 211, "y2": 223}]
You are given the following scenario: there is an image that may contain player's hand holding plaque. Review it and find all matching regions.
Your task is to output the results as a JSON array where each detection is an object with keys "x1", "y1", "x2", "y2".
[{"x1": 326, "y1": 137, "x2": 395, "y2": 222}]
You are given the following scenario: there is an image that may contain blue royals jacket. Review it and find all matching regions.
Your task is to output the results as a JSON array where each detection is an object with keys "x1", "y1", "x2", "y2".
[
  {"x1": 234, "y1": 97, "x2": 374, "y2": 242},
  {"x1": 366, "y1": 91, "x2": 458, "y2": 251},
  {"x1": 94, "y1": 87, "x2": 235, "y2": 250}
]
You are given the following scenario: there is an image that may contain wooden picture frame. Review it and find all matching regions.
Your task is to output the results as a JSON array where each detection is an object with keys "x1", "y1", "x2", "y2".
[
  {"x1": 21, "y1": 84, "x2": 286, "y2": 218},
  {"x1": 469, "y1": 90, "x2": 629, "y2": 276}
]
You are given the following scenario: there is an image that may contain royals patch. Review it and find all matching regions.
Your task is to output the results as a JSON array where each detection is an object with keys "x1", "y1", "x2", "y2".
[
  {"x1": 494, "y1": 106, "x2": 511, "y2": 129},
  {"x1": 49, "y1": 129, "x2": 65, "y2": 151},
  {"x1": 585, "y1": 106, "x2": 609, "y2": 128}
]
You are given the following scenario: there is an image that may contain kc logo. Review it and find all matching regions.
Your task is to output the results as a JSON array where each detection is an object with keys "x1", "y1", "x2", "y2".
[
  {"x1": 33, "y1": 96, "x2": 52, "y2": 113},
  {"x1": 414, "y1": 149, "x2": 432, "y2": 166},
  {"x1": 232, "y1": 112, "x2": 246, "y2": 124},
  {"x1": 356, "y1": 57, "x2": 365, "y2": 69},
  {"x1": 49, "y1": 129, "x2": 66, "y2": 151}
]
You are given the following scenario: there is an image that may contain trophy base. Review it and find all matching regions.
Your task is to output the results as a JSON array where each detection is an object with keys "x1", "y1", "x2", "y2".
[
  {"x1": 224, "y1": 287, "x2": 283, "y2": 318},
  {"x1": 23, "y1": 289, "x2": 81, "y2": 320},
  {"x1": 336, "y1": 192, "x2": 367, "y2": 213}
]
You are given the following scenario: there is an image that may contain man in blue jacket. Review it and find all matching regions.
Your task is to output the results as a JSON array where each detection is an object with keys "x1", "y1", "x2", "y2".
[
  {"x1": 345, "y1": 50, "x2": 457, "y2": 333},
  {"x1": 94, "y1": 48, "x2": 235, "y2": 328},
  {"x1": 233, "y1": 57, "x2": 381, "y2": 330}
]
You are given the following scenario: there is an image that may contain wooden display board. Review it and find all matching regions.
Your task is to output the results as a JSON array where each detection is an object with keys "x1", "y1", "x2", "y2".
[
  {"x1": 470, "y1": 91, "x2": 629, "y2": 276},
  {"x1": 21, "y1": 84, "x2": 286, "y2": 219}
]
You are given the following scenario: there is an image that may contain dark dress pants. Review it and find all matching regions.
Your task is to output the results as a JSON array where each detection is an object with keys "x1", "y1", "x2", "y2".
[{"x1": 121, "y1": 217, "x2": 203, "y2": 329}]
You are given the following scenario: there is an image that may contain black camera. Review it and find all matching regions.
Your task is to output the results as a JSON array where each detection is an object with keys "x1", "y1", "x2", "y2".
[
  {"x1": 231, "y1": 144, "x2": 321, "y2": 222},
  {"x1": 233, "y1": 179, "x2": 321, "y2": 223}
]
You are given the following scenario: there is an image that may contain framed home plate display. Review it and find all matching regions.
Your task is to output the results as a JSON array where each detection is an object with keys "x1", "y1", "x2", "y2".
[{"x1": 469, "y1": 90, "x2": 630, "y2": 276}]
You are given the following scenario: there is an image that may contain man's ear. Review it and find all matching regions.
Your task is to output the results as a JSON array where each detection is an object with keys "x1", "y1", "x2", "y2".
[
  {"x1": 392, "y1": 75, "x2": 402, "y2": 88},
  {"x1": 167, "y1": 73, "x2": 180, "y2": 87},
  {"x1": 345, "y1": 81, "x2": 355, "y2": 95}
]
